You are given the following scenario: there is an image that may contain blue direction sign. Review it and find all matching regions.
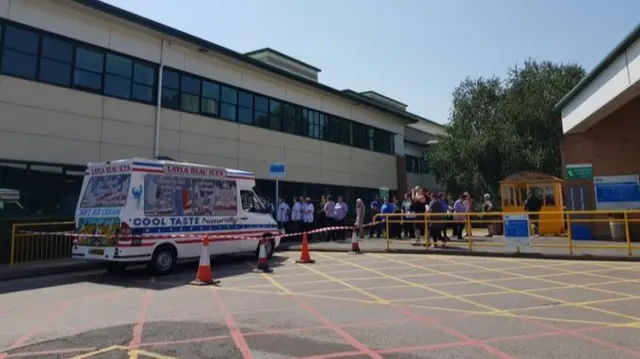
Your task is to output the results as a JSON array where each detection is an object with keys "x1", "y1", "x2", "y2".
[
  {"x1": 504, "y1": 214, "x2": 531, "y2": 251},
  {"x1": 269, "y1": 162, "x2": 285, "y2": 179}
]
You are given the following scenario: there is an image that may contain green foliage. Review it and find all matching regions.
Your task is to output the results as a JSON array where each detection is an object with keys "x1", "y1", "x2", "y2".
[{"x1": 427, "y1": 59, "x2": 585, "y2": 198}]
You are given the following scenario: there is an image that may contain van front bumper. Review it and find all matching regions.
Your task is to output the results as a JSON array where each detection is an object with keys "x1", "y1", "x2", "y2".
[{"x1": 72, "y1": 245, "x2": 151, "y2": 262}]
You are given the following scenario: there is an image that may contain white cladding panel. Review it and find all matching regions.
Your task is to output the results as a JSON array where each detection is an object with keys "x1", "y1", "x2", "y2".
[
  {"x1": 561, "y1": 36, "x2": 640, "y2": 134},
  {"x1": 0, "y1": 0, "x2": 404, "y2": 189}
]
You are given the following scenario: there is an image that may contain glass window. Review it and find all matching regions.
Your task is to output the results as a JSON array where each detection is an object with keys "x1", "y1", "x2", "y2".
[
  {"x1": 238, "y1": 107, "x2": 253, "y2": 125},
  {"x1": 105, "y1": 53, "x2": 132, "y2": 77},
  {"x1": 282, "y1": 103, "x2": 295, "y2": 134},
  {"x1": 180, "y1": 75, "x2": 200, "y2": 95},
  {"x1": 133, "y1": 63, "x2": 155, "y2": 86},
  {"x1": 255, "y1": 110, "x2": 269, "y2": 128},
  {"x1": 162, "y1": 69, "x2": 179, "y2": 90},
  {"x1": 202, "y1": 80, "x2": 219, "y2": 100},
  {"x1": 80, "y1": 174, "x2": 131, "y2": 208},
  {"x1": 419, "y1": 158, "x2": 428, "y2": 173},
  {"x1": 201, "y1": 98, "x2": 218, "y2": 116},
  {"x1": 4, "y1": 26, "x2": 39, "y2": 54},
  {"x1": 1, "y1": 50, "x2": 37, "y2": 79},
  {"x1": 296, "y1": 108, "x2": 308, "y2": 136},
  {"x1": 39, "y1": 59, "x2": 71, "y2": 86},
  {"x1": 181, "y1": 93, "x2": 199, "y2": 113},
  {"x1": 75, "y1": 47, "x2": 104, "y2": 73},
  {"x1": 132, "y1": 83, "x2": 153, "y2": 103},
  {"x1": 341, "y1": 121, "x2": 352, "y2": 146},
  {"x1": 104, "y1": 74, "x2": 131, "y2": 99},
  {"x1": 73, "y1": 69, "x2": 102, "y2": 90},
  {"x1": 221, "y1": 86, "x2": 237, "y2": 104},
  {"x1": 161, "y1": 88, "x2": 179, "y2": 109},
  {"x1": 40, "y1": 36, "x2": 73, "y2": 62},
  {"x1": 221, "y1": 103, "x2": 236, "y2": 121},
  {"x1": 238, "y1": 91, "x2": 253, "y2": 108},
  {"x1": 254, "y1": 95, "x2": 268, "y2": 112},
  {"x1": 269, "y1": 99, "x2": 282, "y2": 131}
]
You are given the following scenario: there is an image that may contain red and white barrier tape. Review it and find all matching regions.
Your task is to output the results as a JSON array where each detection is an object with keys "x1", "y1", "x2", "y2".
[{"x1": 16, "y1": 222, "x2": 385, "y2": 243}]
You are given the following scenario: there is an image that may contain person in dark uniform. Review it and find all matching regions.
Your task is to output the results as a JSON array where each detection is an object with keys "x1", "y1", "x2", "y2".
[{"x1": 411, "y1": 187, "x2": 427, "y2": 246}]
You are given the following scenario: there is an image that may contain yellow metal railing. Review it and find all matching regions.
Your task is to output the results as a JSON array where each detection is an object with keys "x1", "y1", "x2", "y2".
[
  {"x1": 10, "y1": 221, "x2": 76, "y2": 268},
  {"x1": 373, "y1": 210, "x2": 640, "y2": 256}
]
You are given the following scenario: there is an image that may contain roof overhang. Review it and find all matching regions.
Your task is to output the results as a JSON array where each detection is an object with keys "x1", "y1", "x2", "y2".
[{"x1": 554, "y1": 24, "x2": 640, "y2": 134}]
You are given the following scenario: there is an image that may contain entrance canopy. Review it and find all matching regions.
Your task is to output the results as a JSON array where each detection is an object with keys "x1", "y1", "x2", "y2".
[{"x1": 554, "y1": 24, "x2": 640, "y2": 135}]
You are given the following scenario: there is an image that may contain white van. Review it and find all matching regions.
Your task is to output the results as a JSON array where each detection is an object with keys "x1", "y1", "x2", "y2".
[{"x1": 72, "y1": 158, "x2": 281, "y2": 274}]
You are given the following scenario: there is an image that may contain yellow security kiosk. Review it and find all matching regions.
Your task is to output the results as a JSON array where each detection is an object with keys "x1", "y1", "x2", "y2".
[{"x1": 500, "y1": 172, "x2": 565, "y2": 235}]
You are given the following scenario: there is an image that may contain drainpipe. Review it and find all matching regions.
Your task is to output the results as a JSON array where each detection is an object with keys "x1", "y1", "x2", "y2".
[{"x1": 153, "y1": 39, "x2": 166, "y2": 158}]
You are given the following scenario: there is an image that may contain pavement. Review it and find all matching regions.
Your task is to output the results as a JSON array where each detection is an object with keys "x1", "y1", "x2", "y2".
[
  {"x1": 1, "y1": 251, "x2": 639, "y2": 359},
  {"x1": 281, "y1": 234, "x2": 640, "y2": 261}
]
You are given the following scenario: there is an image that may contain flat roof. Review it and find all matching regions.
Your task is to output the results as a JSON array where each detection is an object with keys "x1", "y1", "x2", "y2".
[
  {"x1": 244, "y1": 48, "x2": 322, "y2": 72},
  {"x1": 359, "y1": 91, "x2": 408, "y2": 107},
  {"x1": 72, "y1": 0, "x2": 423, "y2": 125},
  {"x1": 554, "y1": 23, "x2": 640, "y2": 112}
]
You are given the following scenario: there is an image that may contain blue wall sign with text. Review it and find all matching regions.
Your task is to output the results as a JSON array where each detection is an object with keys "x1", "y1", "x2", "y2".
[
  {"x1": 594, "y1": 175, "x2": 640, "y2": 210},
  {"x1": 269, "y1": 162, "x2": 285, "y2": 179}
]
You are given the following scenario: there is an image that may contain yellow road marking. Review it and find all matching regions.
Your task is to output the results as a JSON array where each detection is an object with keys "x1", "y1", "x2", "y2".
[
  {"x1": 129, "y1": 348, "x2": 180, "y2": 359},
  {"x1": 69, "y1": 345, "x2": 128, "y2": 359},
  {"x1": 312, "y1": 253, "x2": 503, "y2": 314},
  {"x1": 440, "y1": 257, "x2": 640, "y2": 300},
  {"x1": 371, "y1": 254, "x2": 640, "y2": 323}
]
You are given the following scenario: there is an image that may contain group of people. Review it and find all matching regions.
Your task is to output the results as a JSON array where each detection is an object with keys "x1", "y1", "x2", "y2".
[
  {"x1": 263, "y1": 186, "x2": 544, "y2": 246},
  {"x1": 353, "y1": 187, "x2": 489, "y2": 248},
  {"x1": 272, "y1": 195, "x2": 349, "y2": 241}
]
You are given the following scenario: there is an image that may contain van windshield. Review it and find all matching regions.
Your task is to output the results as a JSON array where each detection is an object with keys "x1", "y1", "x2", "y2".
[{"x1": 80, "y1": 174, "x2": 131, "y2": 208}]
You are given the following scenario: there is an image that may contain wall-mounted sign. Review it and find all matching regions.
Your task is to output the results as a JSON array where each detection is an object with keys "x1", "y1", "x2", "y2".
[
  {"x1": 566, "y1": 163, "x2": 593, "y2": 180},
  {"x1": 594, "y1": 175, "x2": 640, "y2": 210}
]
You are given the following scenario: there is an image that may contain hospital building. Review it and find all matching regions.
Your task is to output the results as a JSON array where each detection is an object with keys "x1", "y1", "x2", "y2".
[{"x1": 0, "y1": 0, "x2": 445, "y2": 217}]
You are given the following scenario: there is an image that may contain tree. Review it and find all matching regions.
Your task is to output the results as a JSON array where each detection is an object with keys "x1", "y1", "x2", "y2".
[{"x1": 427, "y1": 59, "x2": 585, "y2": 199}]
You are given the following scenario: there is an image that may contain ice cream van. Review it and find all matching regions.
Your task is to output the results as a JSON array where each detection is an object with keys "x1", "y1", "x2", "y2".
[{"x1": 72, "y1": 158, "x2": 281, "y2": 275}]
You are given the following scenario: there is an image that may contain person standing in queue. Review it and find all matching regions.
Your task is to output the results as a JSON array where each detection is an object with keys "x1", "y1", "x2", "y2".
[
  {"x1": 428, "y1": 192, "x2": 447, "y2": 247},
  {"x1": 323, "y1": 195, "x2": 336, "y2": 241},
  {"x1": 411, "y1": 187, "x2": 428, "y2": 245},
  {"x1": 453, "y1": 193, "x2": 468, "y2": 239},
  {"x1": 276, "y1": 197, "x2": 290, "y2": 231},
  {"x1": 333, "y1": 196, "x2": 348, "y2": 241},
  {"x1": 402, "y1": 192, "x2": 416, "y2": 239},
  {"x1": 302, "y1": 197, "x2": 314, "y2": 235},
  {"x1": 368, "y1": 195, "x2": 383, "y2": 238},
  {"x1": 390, "y1": 197, "x2": 402, "y2": 239},
  {"x1": 380, "y1": 197, "x2": 395, "y2": 238},
  {"x1": 439, "y1": 192, "x2": 452, "y2": 241},
  {"x1": 290, "y1": 196, "x2": 302, "y2": 241}
]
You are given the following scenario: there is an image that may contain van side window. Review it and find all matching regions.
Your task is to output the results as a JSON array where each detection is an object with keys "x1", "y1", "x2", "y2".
[{"x1": 240, "y1": 190, "x2": 264, "y2": 212}]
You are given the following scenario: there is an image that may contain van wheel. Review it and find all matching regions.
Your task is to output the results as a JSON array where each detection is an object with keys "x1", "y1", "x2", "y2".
[
  {"x1": 255, "y1": 236, "x2": 275, "y2": 259},
  {"x1": 148, "y1": 244, "x2": 177, "y2": 275}
]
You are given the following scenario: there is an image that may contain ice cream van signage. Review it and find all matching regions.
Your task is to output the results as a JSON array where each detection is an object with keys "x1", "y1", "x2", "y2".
[
  {"x1": 90, "y1": 165, "x2": 131, "y2": 175},
  {"x1": 131, "y1": 216, "x2": 238, "y2": 227},
  {"x1": 165, "y1": 165, "x2": 226, "y2": 177},
  {"x1": 78, "y1": 208, "x2": 122, "y2": 216}
]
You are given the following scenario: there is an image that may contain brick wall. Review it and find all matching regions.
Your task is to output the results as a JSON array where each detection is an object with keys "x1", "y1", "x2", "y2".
[{"x1": 561, "y1": 95, "x2": 640, "y2": 239}]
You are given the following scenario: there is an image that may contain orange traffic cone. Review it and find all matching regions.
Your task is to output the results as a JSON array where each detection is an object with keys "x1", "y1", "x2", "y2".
[
  {"x1": 348, "y1": 229, "x2": 362, "y2": 255},
  {"x1": 188, "y1": 235, "x2": 220, "y2": 286},
  {"x1": 296, "y1": 232, "x2": 315, "y2": 264},
  {"x1": 256, "y1": 237, "x2": 273, "y2": 273}
]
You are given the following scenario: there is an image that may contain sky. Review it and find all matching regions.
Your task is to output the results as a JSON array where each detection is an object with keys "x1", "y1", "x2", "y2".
[{"x1": 103, "y1": 0, "x2": 640, "y2": 124}]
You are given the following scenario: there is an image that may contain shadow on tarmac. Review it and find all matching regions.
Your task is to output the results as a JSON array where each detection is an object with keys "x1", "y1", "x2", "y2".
[{"x1": 0, "y1": 254, "x2": 290, "y2": 295}]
